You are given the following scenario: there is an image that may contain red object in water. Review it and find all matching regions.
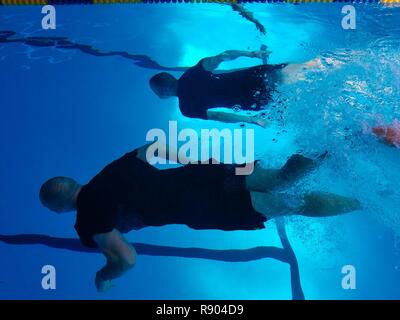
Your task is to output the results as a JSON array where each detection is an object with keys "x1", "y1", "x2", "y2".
[{"x1": 372, "y1": 125, "x2": 400, "y2": 148}]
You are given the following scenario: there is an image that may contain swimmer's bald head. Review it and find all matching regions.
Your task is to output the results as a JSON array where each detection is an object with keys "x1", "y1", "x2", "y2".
[
  {"x1": 39, "y1": 177, "x2": 81, "y2": 213},
  {"x1": 149, "y1": 72, "x2": 178, "y2": 99}
]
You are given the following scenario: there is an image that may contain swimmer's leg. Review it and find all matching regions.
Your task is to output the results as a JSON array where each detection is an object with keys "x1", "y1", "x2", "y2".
[
  {"x1": 251, "y1": 191, "x2": 361, "y2": 219},
  {"x1": 246, "y1": 153, "x2": 327, "y2": 192},
  {"x1": 250, "y1": 192, "x2": 293, "y2": 217},
  {"x1": 279, "y1": 57, "x2": 342, "y2": 85},
  {"x1": 278, "y1": 63, "x2": 316, "y2": 84}
]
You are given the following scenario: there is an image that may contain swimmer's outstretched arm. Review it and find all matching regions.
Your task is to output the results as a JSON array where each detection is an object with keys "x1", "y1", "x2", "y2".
[
  {"x1": 229, "y1": 4, "x2": 266, "y2": 35},
  {"x1": 202, "y1": 50, "x2": 268, "y2": 72},
  {"x1": 93, "y1": 229, "x2": 136, "y2": 292},
  {"x1": 207, "y1": 109, "x2": 268, "y2": 128}
]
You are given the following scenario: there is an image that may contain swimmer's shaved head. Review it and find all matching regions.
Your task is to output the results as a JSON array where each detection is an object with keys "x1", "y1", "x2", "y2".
[
  {"x1": 39, "y1": 177, "x2": 81, "y2": 213},
  {"x1": 149, "y1": 72, "x2": 178, "y2": 99}
]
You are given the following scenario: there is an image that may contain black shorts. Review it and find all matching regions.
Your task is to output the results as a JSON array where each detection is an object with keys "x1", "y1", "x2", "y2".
[{"x1": 166, "y1": 163, "x2": 267, "y2": 231}]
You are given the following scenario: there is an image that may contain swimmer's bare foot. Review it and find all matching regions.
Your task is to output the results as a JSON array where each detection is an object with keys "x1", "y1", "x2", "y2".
[
  {"x1": 299, "y1": 192, "x2": 361, "y2": 217},
  {"x1": 279, "y1": 151, "x2": 328, "y2": 182}
]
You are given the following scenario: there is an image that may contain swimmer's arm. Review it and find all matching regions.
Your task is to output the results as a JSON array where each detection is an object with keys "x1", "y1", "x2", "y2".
[
  {"x1": 202, "y1": 50, "x2": 267, "y2": 72},
  {"x1": 207, "y1": 109, "x2": 268, "y2": 128},
  {"x1": 93, "y1": 229, "x2": 136, "y2": 292},
  {"x1": 230, "y1": 4, "x2": 266, "y2": 35},
  {"x1": 137, "y1": 142, "x2": 195, "y2": 165}
]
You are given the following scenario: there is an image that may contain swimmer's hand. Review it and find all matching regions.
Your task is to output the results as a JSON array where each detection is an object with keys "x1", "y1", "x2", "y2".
[
  {"x1": 255, "y1": 22, "x2": 266, "y2": 35},
  {"x1": 251, "y1": 50, "x2": 270, "y2": 60},
  {"x1": 93, "y1": 230, "x2": 136, "y2": 293},
  {"x1": 95, "y1": 272, "x2": 115, "y2": 293}
]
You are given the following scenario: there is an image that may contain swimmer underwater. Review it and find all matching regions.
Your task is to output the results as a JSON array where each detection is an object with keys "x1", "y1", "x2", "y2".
[
  {"x1": 149, "y1": 48, "x2": 330, "y2": 127},
  {"x1": 39, "y1": 143, "x2": 361, "y2": 292}
]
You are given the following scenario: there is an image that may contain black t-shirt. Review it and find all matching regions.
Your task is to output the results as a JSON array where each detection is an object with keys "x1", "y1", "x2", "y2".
[
  {"x1": 75, "y1": 149, "x2": 266, "y2": 248},
  {"x1": 177, "y1": 59, "x2": 287, "y2": 120}
]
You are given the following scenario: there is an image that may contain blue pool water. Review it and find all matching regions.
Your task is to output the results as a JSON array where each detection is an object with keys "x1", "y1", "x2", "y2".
[{"x1": 1, "y1": 4, "x2": 400, "y2": 299}]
